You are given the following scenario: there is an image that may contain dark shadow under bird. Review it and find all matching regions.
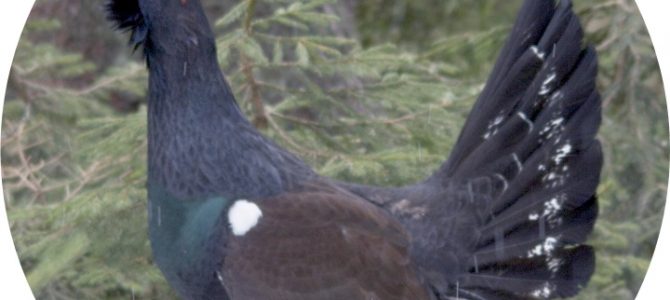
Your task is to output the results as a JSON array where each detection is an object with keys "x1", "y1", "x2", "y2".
[{"x1": 106, "y1": 0, "x2": 602, "y2": 299}]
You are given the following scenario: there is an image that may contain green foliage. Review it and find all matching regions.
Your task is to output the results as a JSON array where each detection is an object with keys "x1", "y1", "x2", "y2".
[
  {"x1": 2, "y1": 0, "x2": 666, "y2": 299},
  {"x1": 212, "y1": 0, "x2": 471, "y2": 186}
]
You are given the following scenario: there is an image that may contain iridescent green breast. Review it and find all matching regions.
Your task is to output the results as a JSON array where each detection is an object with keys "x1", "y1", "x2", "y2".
[{"x1": 147, "y1": 183, "x2": 230, "y2": 297}]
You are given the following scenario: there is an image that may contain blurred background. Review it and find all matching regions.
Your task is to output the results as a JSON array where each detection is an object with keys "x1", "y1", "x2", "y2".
[{"x1": 2, "y1": 0, "x2": 667, "y2": 299}]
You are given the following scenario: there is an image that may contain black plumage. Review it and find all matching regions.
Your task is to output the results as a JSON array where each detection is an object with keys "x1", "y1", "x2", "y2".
[{"x1": 107, "y1": 0, "x2": 602, "y2": 299}]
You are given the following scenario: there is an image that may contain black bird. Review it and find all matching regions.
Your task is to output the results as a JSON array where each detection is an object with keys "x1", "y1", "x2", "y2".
[{"x1": 107, "y1": 0, "x2": 602, "y2": 299}]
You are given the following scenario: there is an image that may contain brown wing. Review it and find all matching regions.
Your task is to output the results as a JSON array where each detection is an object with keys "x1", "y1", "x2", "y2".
[{"x1": 221, "y1": 183, "x2": 432, "y2": 300}]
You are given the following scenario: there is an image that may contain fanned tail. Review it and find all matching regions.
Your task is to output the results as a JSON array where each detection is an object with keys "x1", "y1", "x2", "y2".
[{"x1": 429, "y1": 0, "x2": 602, "y2": 298}]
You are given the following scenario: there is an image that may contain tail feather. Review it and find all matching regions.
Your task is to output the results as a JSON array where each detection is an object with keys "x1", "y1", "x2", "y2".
[
  {"x1": 425, "y1": 0, "x2": 602, "y2": 299},
  {"x1": 439, "y1": 11, "x2": 596, "y2": 181},
  {"x1": 461, "y1": 246, "x2": 595, "y2": 299},
  {"x1": 488, "y1": 136, "x2": 601, "y2": 223},
  {"x1": 437, "y1": 0, "x2": 557, "y2": 178},
  {"x1": 473, "y1": 196, "x2": 597, "y2": 268}
]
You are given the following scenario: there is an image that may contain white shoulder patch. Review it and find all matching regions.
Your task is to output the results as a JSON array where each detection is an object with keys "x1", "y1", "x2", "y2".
[{"x1": 228, "y1": 199, "x2": 263, "y2": 236}]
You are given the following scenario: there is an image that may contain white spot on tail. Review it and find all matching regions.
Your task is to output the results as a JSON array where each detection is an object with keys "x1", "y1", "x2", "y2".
[
  {"x1": 550, "y1": 118, "x2": 564, "y2": 127},
  {"x1": 539, "y1": 117, "x2": 565, "y2": 140},
  {"x1": 228, "y1": 200, "x2": 263, "y2": 236},
  {"x1": 527, "y1": 236, "x2": 558, "y2": 258},
  {"x1": 531, "y1": 46, "x2": 546, "y2": 60},
  {"x1": 544, "y1": 197, "x2": 562, "y2": 217},
  {"x1": 493, "y1": 115, "x2": 504, "y2": 126},
  {"x1": 528, "y1": 244, "x2": 543, "y2": 257},
  {"x1": 539, "y1": 71, "x2": 557, "y2": 96},
  {"x1": 531, "y1": 282, "x2": 553, "y2": 298},
  {"x1": 483, "y1": 114, "x2": 506, "y2": 140},
  {"x1": 553, "y1": 143, "x2": 572, "y2": 165}
]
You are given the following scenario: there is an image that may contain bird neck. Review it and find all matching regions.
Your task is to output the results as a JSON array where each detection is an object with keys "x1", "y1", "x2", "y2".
[
  {"x1": 144, "y1": 32, "x2": 255, "y2": 195},
  {"x1": 142, "y1": 0, "x2": 247, "y2": 135},
  {"x1": 142, "y1": 0, "x2": 314, "y2": 200}
]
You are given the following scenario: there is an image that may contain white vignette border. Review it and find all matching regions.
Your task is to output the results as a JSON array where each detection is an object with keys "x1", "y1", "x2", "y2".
[{"x1": 0, "y1": 1, "x2": 668, "y2": 299}]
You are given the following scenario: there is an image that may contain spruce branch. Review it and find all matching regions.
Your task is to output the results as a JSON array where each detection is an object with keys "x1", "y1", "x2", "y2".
[{"x1": 241, "y1": 0, "x2": 268, "y2": 128}]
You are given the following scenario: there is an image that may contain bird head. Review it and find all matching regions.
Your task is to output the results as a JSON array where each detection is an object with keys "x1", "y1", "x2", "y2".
[
  {"x1": 106, "y1": 0, "x2": 213, "y2": 51},
  {"x1": 105, "y1": 0, "x2": 147, "y2": 50}
]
